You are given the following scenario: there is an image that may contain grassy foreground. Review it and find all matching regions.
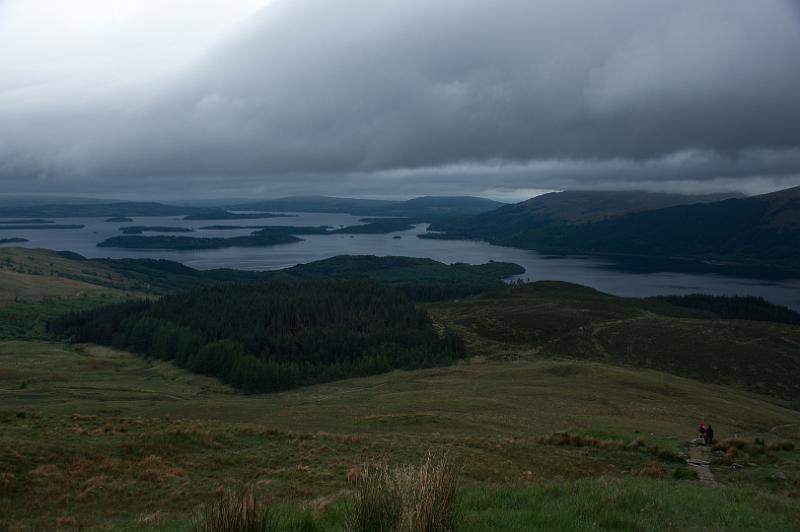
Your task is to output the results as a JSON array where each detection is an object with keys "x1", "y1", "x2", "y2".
[{"x1": 1, "y1": 340, "x2": 799, "y2": 530}]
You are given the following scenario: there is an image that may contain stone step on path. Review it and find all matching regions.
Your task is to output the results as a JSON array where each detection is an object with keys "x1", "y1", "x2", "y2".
[{"x1": 687, "y1": 445, "x2": 717, "y2": 485}]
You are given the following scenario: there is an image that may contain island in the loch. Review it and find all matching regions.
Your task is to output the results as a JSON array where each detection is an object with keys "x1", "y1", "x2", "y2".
[
  {"x1": 119, "y1": 226, "x2": 194, "y2": 235},
  {"x1": 97, "y1": 226, "x2": 332, "y2": 250},
  {"x1": 97, "y1": 219, "x2": 418, "y2": 250},
  {"x1": 330, "y1": 218, "x2": 415, "y2": 234}
]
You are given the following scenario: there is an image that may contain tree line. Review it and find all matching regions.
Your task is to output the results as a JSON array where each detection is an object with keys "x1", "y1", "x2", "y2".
[
  {"x1": 49, "y1": 280, "x2": 465, "y2": 393},
  {"x1": 652, "y1": 294, "x2": 800, "y2": 325}
]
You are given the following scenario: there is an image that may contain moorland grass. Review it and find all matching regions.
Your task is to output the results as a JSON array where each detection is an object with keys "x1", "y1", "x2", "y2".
[
  {"x1": 457, "y1": 478, "x2": 800, "y2": 531},
  {"x1": 427, "y1": 282, "x2": 800, "y2": 400},
  {"x1": 1, "y1": 341, "x2": 799, "y2": 529}
]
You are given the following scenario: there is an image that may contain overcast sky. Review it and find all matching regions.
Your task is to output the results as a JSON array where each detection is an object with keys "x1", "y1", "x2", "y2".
[{"x1": 1, "y1": 0, "x2": 799, "y2": 200}]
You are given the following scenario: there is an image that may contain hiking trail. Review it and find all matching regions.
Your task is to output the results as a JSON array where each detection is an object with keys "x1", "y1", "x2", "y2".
[{"x1": 686, "y1": 444, "x2": 716, "y2": 485}]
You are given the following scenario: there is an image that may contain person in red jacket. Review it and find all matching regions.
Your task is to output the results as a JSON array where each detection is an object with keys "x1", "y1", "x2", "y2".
[{"x1": 698, "y1": 421, "x2": 707, "y2": 443}]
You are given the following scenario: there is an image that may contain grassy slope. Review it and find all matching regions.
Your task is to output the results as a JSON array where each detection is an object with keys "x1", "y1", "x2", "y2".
[
  {"x1": 0, "y1": 248, "x2": 145, "y2": 341},
  {"x1": 428, "y1": 282, "x2": 800, "y2": 401},
  {"x1": 1, "y1": 341, "x2": 799, "y2": 529},
  {"x1": 1, "y1": 251, "x2": 799, "y2": 529},
  {"x1": 0, "y1": 248, "x2": 143, "y2": 342},
  {"x1": 0, "y1": 248, "x2": 130, "y2": 300}
]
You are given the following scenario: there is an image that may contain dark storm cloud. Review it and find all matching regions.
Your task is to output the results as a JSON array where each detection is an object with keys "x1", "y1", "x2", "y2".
[{"x1": 1, "y1": 0, "x2": 799, "y2": 196}]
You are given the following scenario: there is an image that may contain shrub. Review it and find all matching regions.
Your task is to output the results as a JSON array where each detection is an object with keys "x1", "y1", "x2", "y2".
[
  {"x1": 625, "y1": 437, "x2": 646, "y2": 450},
  {"x1": 192, "y1": 484, "x2": 276, "y2": 532},
  {"x1": 766, "y1": 441, "x2": 795, "y2": 452},
  {"x1": 638, "y1": 463, "x2": 667, "y2": 479},
  {"x1": 347, "y1": 465, "x2": 403, "y2": 532},
  {"x1": 713, "y1": 438, "x2": 795, "y2": 457},
  {"x1": 346, "y1": 454, "x2": 461, "y2": 532}
]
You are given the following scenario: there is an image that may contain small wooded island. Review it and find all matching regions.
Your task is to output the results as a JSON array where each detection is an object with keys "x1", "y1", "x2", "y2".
[
  {"x1": 183, "y1": 210, "x2": 296, "y2": 220},
  {"x1": 97, "y1": 218, "x2": 416, "y2": 249},
  {"x1": 119, "y1": 226, "x2": 194, "y2": 235}
]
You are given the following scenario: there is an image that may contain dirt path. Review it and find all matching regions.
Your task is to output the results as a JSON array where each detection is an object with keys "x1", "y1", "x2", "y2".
[{"x1": 687, "y1": 445, "x2": 717, "y2": 485}]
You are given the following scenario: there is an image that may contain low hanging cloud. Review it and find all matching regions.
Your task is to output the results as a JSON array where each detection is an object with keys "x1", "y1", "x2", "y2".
[{"x1": 1, "y1": 0, "x2": 800, "y2": 197}]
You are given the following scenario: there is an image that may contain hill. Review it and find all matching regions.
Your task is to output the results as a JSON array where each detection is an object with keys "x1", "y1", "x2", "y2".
[
  {"x1": 0, "y1": 201, "x2": 202, "y2": 218},
  {"x1": 429, "y1": 281, "x2": 800, "y2": 401},
  {"x1": 1, "y1": 339, "x2": 799, "y2": 529},
  {"x1": 1, "y1": 247, "x2": 800, "y2": 529},
  {"x1": 427, "y1": 190, "x2": 737, "y2": 237},
  {"x1": 19, "y1": 240, "x2": 800, "y2": 400},
  {"x1": 0, "y1": 247, "x2": 523, "y2": 300},
  {"x1": 425, "y1": 186, "x2": 800, "y2": 276},
  {"x1": 50, "y1": 281, "x2": 466, "y2": 393},
  {"x1": 229, "y1": 195, "x2": 504, "y2": 220},
  {"x1": 0, "y1": 248, "x2": 130, "y2": 303}
]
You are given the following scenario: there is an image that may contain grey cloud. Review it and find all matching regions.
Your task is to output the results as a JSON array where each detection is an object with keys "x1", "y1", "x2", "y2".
[{"x1": 1, "y1": 0, "x2": 799, "y2": 196}]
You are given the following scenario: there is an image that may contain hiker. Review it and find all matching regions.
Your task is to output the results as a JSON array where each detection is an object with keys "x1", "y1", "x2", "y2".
[
  {"x1": 698, "y1": 421, "x2": 706, "y2": 443},
  {"x1": 705, "y1": 425, "x2": 714, "y2": 445}
]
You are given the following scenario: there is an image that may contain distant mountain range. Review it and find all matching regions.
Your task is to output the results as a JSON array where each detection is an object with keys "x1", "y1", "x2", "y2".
[
  {"x1": 227, "y1": 195, "x2": 504, "y2": 220},
  {"x1": 425, "y1": 187, "x2": 800, "y2": 277},
  {"x1": 0, "y1": 195, "x2": 503, "y2": 221},
  {"x1": 0, "y1": 201, "x2": 203, "y2": 218}
]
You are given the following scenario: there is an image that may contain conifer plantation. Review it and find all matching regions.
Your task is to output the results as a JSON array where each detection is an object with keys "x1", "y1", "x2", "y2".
[{"x1": 50, "y1": 280, "x2": 465, "y2": 393}]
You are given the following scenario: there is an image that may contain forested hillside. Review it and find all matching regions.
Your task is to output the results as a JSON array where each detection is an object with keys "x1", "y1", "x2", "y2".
[
  {"x1": 652, "y1": 294, "x2": 800, "y2": 325},
  {"x1": 423, "y1": 186, "x2": 800, "y2": 275},
  {"x1": 56, "y1": 250, "x2": 522, "y2": 299},
  {"x1": 50, "y1": 281, "x2": 465, "y2": 392},
  {"x1": 427, "y1": 190, "x2": 736, "y2": 237}
]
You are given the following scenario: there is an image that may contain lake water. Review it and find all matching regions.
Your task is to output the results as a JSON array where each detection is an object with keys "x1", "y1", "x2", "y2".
[{"x1": 2, "y1": 212, "x2": 799, "y2": 310}]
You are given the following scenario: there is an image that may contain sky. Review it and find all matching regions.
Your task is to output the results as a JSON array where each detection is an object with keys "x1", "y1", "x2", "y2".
[{"x1": 1, "y1": 0, "x2": 799, "y2": 200}]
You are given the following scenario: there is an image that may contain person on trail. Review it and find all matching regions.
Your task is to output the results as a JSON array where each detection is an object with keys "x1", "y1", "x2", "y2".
[
  {"x1": 705, "y1": 425, "x2": 714, "y2": 445},
  {"x1": 698, "y1": 421, "x2": 707, "y2": 443}
]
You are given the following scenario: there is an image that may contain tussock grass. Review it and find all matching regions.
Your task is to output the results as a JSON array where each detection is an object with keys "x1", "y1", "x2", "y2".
[
  {"x1": 767, "y1": 441, "x2": 796, "y2": 452},
  {"x1": 191, "y1": 484, "x2": 276, "y2": 532},
  {"x1": 714, "y1": 437, "x2": 796, "y2": 456},
  {"x1": 638, "y1": 462, "x2": 667, "y2": 479},
  {"x1": 539, "y1": 432, "x2": 684, "y2": 462},
  {"x1": 347, "y1": 453, "x2": 461, "y2": 532}
]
